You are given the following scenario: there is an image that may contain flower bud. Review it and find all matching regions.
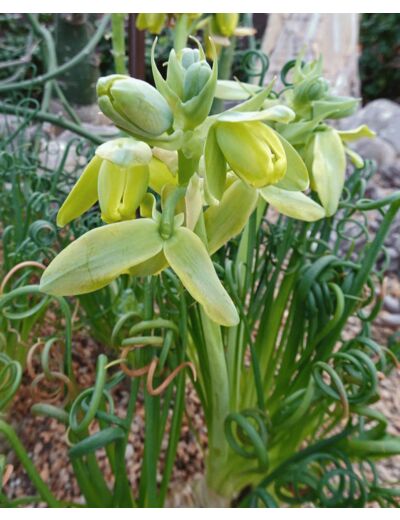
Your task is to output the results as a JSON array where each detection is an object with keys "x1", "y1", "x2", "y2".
[
  {"x1": 136, "y1": 13, "x2": 166, "y2": 34},
  {"x1": 214, "y1": 13, "x2": 239, "y2": 37},
  {"x1": 292, "y1": 76, "x2": 329, "y2": 114},
  {"x1": 152, "y1": 40, "x2": 217, "y2": 130},
  {"x1": 97, "y1": 75, "x2": 173, "y2": 138},
  {"x1": 180, "y1": 47, "x2": 202, "y2": 69},
  {"x1": 182, "y1": 61, "x2": 212, "y2": 102}
]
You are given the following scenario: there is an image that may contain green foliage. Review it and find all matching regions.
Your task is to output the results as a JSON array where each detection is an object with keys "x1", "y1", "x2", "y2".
[{"x1": 359, "y1": 14, "x2": 400, "y2": 103}]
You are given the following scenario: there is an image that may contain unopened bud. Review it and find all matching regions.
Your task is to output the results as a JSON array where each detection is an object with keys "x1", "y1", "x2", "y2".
[{"x1": 97, "y1": 75, "x2": 173, "y2": 138}]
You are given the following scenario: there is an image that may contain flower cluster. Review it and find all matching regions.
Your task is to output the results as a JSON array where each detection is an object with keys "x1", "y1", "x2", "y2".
[{"x1": 40, "y1": 41, "x2": 374, "y2": 326}]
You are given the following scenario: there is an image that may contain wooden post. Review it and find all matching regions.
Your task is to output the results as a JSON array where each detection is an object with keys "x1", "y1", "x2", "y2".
[{"x1": 128, "y1": 14, "x2": 145, "y2": 80}]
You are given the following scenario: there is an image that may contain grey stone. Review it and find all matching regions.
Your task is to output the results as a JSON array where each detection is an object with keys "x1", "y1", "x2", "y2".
[
  {"x1": 380, "y1": 161, "x2": 400, "y2": 188},
  {"x1": 383, "y1": 295, "x2": 400, "y2": 314},
  {"x1": 342, "y1": 98, "x2": 400, "y2": 133},
  {"x1": 381, "y1": 124, "x2": 400, "y2": 154},
  {"x1": 350, "y1": 137, "x2": 397, "y2": 171},
  {"x1": 380, "y1": 312, "x2": 400, "y2": 328}
]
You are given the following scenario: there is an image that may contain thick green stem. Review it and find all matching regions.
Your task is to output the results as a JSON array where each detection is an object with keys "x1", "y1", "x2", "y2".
[
  {"x1": 111, "y1": 14, "x2": 128, "y2": 75},
  {"x1": 177, "y1": 149, "x2": 198, "y2": 186},
  {"x1": 173, "y1": 15, "x2": 190, "y2": 52},
  {"x1": 193, "y1": 307, "x2": 231, "y2": 495}
]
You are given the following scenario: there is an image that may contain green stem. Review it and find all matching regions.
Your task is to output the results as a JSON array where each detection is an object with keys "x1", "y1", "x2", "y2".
[
  {"x1": 173, "y1": 14, "x2": 190, "y2": 52},
  {"x1": 158, "y1": 291, "x2": 188, "y2": 506},
  {"x1": 198, "y1": 307, "x2": 230, "y2": 489},
  {"x1": 111, "y1": 14, "x2": 128, "y2": 75},
  {"x1": 26, "y1": 14, "x2": 57, "y2": 113},
  {"x1": 53, "y1": 81, "x2": 82, "y2": 125},
  {"x1": 177, "y1": 149, "x2": 198, "y2": 186},
  {"x1": 211, "y1": 38, "x2": 236, "y2": 114},
  {"x1": 159, "y1": 186, "x2": 186, "y2": 239},
  {"x1": 0, "y1": 101, "x2": 104, "y2": 144}
]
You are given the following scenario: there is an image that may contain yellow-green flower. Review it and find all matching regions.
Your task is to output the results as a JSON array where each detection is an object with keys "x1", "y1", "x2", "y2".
[
  {"x1": 305, "y1": 128, "x2": 346, "y2": 217},
  {"x1": 203, "y1": 134, "x2": 325, "y2": 254},
  {"x1": 57, "y1": 138, "x2": 152, "y2": 226},
  {"x1": 205, "y1": 120, "x2": 287, "y2": 200},
  {"x1": 214, "y1": 13, "x2": 239, "y2": 37},
  {"x1": 136, "y1": 13, "x2": 166, "y2": 34},
  {"x1": 40, "y1": 215, "x2": 239, "y2": 327}
]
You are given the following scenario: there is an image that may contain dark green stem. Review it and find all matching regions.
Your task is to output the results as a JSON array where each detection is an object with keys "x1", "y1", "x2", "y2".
[{"x1": 0, "y1": 101, "x2": 105, "y2": 144}]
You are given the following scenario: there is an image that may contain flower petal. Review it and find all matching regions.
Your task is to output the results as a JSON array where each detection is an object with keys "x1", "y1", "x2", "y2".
[
  {"x1": 57, "y1": 155, "x2": 101, "y2": 227},
  {"x1": 260, "y1": 186, "x2": 325, "y2": 222},
  {"x1": 185, "y1": 174, "x2": 203, "y2": 230},
  {"x1": 40, "y1": 219, "x2": 163, "y2": 296},
  {"x1": 163, "y1": 227, "x2": 239, "y2": 326},
  {"x1": 338, "y1": 125, "x2": 376, "y2": 143},
  {"x1": 119, "y1": 165, "x2": 149, "y2": 219},
  {"x1": 95, "y1": 138, "x2": 152, "y2": 167},
  {"x1": 217, "y1": 105, "x2": 295, "y2": 124},
  {"x1": 97, "y1": 160, "x2": 126, "y2": 223},
  {"x1": 215, "y1": 80, "x2": 262, "y2": 101},
  {"x1": 311, "y1": 129, "x2": 346, "y2": 217},
  {"x1": 204, "y1": 125, "x2": 227, "y2": 201},
  {"x1": 148, "y1": 157, "x2": 177, "y2": 195},
  {"x1": 274, "y1": 134, "x2": 309, "y2": 191},
  {"x1": 205, "y1": 180, "x2": 258, "y2": 254},
  {"x1": 128, "y1": 250, "x2": 168, "y2": 277}
]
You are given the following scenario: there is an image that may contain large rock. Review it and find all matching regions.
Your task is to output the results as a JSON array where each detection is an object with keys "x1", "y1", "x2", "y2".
[
  {"x1": 339, "y1": 99, "x2": 400, "y2": 174},
  {"x1": 342, "y1": 99, "x2": 400, "y2": 149},
  {"x1": 354, "y1": 137, "x2": 397, "y2": 172}
]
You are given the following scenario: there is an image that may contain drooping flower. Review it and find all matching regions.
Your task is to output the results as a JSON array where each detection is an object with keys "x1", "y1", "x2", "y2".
[
  {"x1": 57, "y1": 138, "x2": 152, "y2": 226},
  {"x1": 40, "y1": 213, "x2": 239, "y2": 327}
]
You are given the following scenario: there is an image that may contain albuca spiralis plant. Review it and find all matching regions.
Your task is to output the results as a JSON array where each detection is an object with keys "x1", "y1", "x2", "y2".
[{"x1": 2, "y1": 34, "x2": 400, "y2": 508}]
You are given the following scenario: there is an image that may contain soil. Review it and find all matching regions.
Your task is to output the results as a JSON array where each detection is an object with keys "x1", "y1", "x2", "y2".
[{"x1": 3, "y1": 331, "x2": 208, "y2": 507}]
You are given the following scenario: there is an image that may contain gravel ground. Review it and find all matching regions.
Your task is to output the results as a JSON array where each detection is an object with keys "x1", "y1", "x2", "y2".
[
  {"x1": 2, "y1": 309, "x2": 399, "y2": 507},
  {"x1": 3, "y1": 332, "x2": 208, "y2": 506}
]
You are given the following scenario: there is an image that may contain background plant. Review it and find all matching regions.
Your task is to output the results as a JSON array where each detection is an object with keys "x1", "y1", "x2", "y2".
[{"x1": 359, "y1": 14, "x2": 400, "y2": 103}]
